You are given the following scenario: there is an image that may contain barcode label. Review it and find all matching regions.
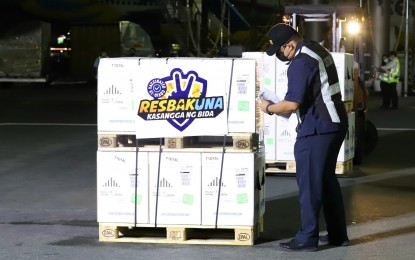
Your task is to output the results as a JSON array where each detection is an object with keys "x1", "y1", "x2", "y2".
[
  {"x1": 236, "y1": 175, "x2": 247, "y2": 188},
  {"x1": 181, "y1": 171, "x2": 191, "y2": 186},
  {"x1": 237, "y1": 79, "x2": 247, "y2": 94}
]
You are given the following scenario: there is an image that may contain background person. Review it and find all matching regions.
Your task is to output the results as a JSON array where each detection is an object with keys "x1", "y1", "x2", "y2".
[
  {"x1": 319, "y1": 25, "x2": 332, "y2": 50},
  {"x1": 377, "y1": 53, "x2": 390, "y2": 108},
  {"x1": 377, "y1": 51, "x2": 400, "y2": 109},
  {"x1": 93, "y1": 49, "x2": 108, "y2": 80},
  {"x1": 339, "y1": 37, "x2": 346, "y2": 53}
]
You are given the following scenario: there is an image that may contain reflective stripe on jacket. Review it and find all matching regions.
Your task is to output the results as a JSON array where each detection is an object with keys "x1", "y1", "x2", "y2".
[{"x1": 379, "y1": 70, "x2": 389, "y2": 82}]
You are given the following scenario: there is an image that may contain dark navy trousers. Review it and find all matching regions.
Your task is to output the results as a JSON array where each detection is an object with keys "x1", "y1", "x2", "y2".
[{"x1": 294, "y1": 127, "x2": 348, "y2": 246}]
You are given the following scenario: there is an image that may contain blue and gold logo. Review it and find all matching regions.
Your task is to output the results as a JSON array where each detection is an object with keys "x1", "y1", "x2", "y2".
[{"x1": 137, "y1": 68, "x2": 224, "y2": 131}]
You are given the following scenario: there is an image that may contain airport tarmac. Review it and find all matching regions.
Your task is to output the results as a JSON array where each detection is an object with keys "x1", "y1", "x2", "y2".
[{"x1": 1, "y1": 83, "x2": 415, "y2": 259}]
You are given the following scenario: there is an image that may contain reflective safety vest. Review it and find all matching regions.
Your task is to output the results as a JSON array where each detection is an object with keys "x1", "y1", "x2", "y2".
[
  {"x1": 379, "y1": 58, "x2": 400, "y2": 83},
  {"x1": 388, "y1": 58, "x2": 400, "y2": 83},
  {"x1": 379, "y1": 69, "x2": 389, "y2": 82}
]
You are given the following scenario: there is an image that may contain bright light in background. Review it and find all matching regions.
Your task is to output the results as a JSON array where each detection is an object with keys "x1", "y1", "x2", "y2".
[
  {"x1": 57, "y1": 34, "x2": 66, "y2": 45},
  {"x1": 282, "y1": 15, "x2": 290, "y2": 24},
  {"x1": 347, "y1": 21, "x2": 360, "y2": 35}
]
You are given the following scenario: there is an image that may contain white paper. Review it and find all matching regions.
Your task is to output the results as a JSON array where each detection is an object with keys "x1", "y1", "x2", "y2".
[{"x1": 256, "y1": 88, "x2": 291, "y2": 119}]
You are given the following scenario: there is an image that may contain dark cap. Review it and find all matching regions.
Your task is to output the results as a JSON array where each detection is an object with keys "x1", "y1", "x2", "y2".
[{"x1": 266, "y1": 23, "x2": 298, "y2": 56}]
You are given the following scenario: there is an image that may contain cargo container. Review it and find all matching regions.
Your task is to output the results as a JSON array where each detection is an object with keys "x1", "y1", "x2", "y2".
[{"x1": 0, "y1": 20, "x2": 51, "y2": 84}]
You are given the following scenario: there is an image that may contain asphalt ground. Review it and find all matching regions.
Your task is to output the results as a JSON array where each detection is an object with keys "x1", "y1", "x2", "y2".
[{"x1": 1, "y1": 83, "x2": 415, "y2": 259}]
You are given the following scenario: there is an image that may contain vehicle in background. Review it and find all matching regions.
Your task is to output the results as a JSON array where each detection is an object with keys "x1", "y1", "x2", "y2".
[{"x1": 284, "y1": 4, "x2": 378, "y2": 165}]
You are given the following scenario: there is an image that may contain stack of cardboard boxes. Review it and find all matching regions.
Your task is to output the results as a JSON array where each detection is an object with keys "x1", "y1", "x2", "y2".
[
  {"x1": 242, "y1": 52, "x2": 355, "y2": 172},
  {"x1": 96, "y1": 57, "x2": 265, "y2": 231}
]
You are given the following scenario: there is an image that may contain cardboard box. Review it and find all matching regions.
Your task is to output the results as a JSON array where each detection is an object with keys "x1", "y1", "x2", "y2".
[
  {"x1": 97, "y1": 57, "x2": 154, "y2": 133},
  {"x1": 264, "y1": 114, "x2": 277, "y2": 161},
  {"x1": 275, "y1": 115, "x2": 298, "y2": 161},
  {"x1": 201, "y1": 152, "x2": 263, "y2": 226},
  {"x1": 331, "y1": 52, "x2": 355, "y2": 101},
  {"x1": 275, "y1": 58, "x2": 289, "y2": 99},
  {"x1": 241, "y1": 52, "x2": 355, "y2": 161},
  {"x1": 148, "y1": 152, "x2": 202, "y2": 225},
  {"x1": 220, "y1": 58, "x2": 258, "y2": 133},
  {"x1": 346, "y1": 54, "x2": 355, "y2": 100},
  {"x1": 336, "y1": 112, "x2": 355, "y2": 162},
  {"x1": 274, "y1": 52, "x2": 353, "y2": 102},
  {"x1": 241, "y1": 52, "x2": 276, "y2": 92},
  {"x1": 242, "y1": 52, "x2": 277, "y2": 160},
  {"x1": 97, "y1": 151, "x2": 149, "y2": 224},
  {"x1": 272, "y1": 112, "x2": 355, "y2": 162}
]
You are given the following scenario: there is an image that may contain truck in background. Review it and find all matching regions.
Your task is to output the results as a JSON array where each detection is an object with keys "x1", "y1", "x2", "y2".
[
  {"x1": 284, "y1": 4, "x2": 378, "y2": 165},
  {"x1": 0, "y1": 20, "x2": 51, "y2": 85}
]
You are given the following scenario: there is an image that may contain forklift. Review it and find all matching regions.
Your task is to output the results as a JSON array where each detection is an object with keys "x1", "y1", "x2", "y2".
[{"x1": 283, "y1": 4, "x2": 378, "y2": 164}]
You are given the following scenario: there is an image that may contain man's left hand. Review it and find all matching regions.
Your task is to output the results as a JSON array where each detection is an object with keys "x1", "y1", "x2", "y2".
[{"x1": 260, "y1": 98, "x2": 271, "y2": 113}]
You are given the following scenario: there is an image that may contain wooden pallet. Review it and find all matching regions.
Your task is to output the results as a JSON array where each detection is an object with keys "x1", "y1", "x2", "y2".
[
  {"x1": 98, "y1": 134, "x2": 159, "y2": 149},
  {"x1": 265, "y1": 160, "x2": 296, "y2": 174},
  {"x1": 165, "y1": 133, "x2": 259, "y2": 150},
  {"x1": 266, "y1": 159, "x2": 353, "y2": 175},
  {"x1": 98, "y1": 133, "x2": 259, "y2": 151},
  {"x1": 335, "y1": 159, "x2": 354, "y2": 174},
  {"x1": 98, "y1": 223, "x2": 261, "y2": 246}
]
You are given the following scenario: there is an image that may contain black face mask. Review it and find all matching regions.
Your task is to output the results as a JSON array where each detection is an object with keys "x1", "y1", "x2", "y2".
[{"x1": 276, "y1": 51, "x2": 289, "y2": 62}]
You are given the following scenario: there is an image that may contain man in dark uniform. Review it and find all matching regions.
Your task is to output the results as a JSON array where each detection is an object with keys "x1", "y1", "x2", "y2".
[{"x1": 260, "y1": 23, "x2": 349, "y2": 251}]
